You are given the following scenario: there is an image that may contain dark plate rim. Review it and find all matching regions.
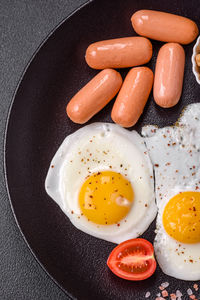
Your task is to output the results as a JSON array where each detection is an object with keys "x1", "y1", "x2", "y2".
[{"x1": 3, "y1": 1, "x2": 92, "y2": 299}]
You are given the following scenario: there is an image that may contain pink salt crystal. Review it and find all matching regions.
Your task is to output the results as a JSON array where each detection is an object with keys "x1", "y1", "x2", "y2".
[
  {"x1": 145, "y1": 291, "x2": 150, "y2": 298},
  {"x1": 159, "y1": 286, "x2": 165, "y2": 291},
  {"x1": 187, "y1": 289, "x2": 193, "y2": 296},
  {"x1": 189, "y1": 296, "x2": 196, "y2": 300},
  {"x1": 161, "y1": 290, "x2": 168, "y2": 297},
  {"x1": 176, "y1": 290, "x2": 182, "y2": 297},
  {"x1": 170, "y1": 294, "x2": 176, "y2": 300},
  {"x1": 193, "y1": 284, "x2": 198, "y2": 291},
  {"x1": 161, "y1": 282, "x2": 169, "y2": 288}
]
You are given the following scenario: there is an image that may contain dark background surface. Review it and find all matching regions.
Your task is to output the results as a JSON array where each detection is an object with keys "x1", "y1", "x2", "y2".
[
  {"x1": 0, "y1": 1, "x2": 86, "y2": 299},
  {"x1": 2, "y1": 1, "x2": 200, "y2": 300}
]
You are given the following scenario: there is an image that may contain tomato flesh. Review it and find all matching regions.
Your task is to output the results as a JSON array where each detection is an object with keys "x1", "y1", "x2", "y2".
[{"x1": 107, "y1": 238, "x2": 156, "y2": 281}]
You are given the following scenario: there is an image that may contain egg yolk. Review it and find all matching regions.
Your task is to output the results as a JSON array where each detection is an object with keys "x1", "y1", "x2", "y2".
[
  {"x1": 163, "y1": 191, "x2": 200, "y2": 244},
  {"x1": 78, "y1": 171, "x2": 134, "y2": 225}
]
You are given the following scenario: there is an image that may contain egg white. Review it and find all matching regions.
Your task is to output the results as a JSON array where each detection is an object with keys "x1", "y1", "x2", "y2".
[
  {"x1": 142, "y1": 103, "x2": 200, "y2": 280},
  {"x1": 45, "y1": 123, "x2": 156, "y2": 244},
  {"x1": 154, "y1": 192, "x2": 200, "y2": 281},
  {"x1": 142, "y1": 103, "x2": 200, "y2": 206}
]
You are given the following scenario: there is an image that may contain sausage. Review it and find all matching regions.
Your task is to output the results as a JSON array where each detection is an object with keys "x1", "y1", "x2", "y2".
[
  {"x1": 131, "y1": 10, "x2": 198, "y2": 44},
  {"x1": 85, "y1": 37, "x2": 152, "y2": 69},
  {"x1": 66, "y1": 69, "x2": 122, "y2": 124},
  {"x1": 111, "y1": 67, "x2": 153, "y2": 128},
  {"x1": 153, "y1": 43, "x2": 185, "y2": 108}
]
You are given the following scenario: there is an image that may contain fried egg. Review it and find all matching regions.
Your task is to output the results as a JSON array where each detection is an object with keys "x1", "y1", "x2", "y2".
[
  {"x1": 154, "y1": 191, "x2": 200, "y2": 281},
  {"x1": 45, "y1": 123, "x2": 156, "y2": 244},
  {"x1": 142, "y1": 103, "x2": 200, "y2": 280}
]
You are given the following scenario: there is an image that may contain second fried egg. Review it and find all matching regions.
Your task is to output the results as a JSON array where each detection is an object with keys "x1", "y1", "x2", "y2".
[
  {"x1": 154, "y1": 191, "x2": 200, "y2": 281},
  {"x1": 142, "y1": 103, "x2": 200, "y2": 280}
]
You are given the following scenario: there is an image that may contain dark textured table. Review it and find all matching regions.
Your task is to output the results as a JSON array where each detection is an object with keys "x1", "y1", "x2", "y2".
[{"x1": 0, "y1": 1, "x2": 86, "y2": 299}]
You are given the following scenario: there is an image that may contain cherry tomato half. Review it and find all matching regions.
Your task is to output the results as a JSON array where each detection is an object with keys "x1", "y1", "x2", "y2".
[{"x1": 107, "y1": 238, "x2": 156, "y2": 281}]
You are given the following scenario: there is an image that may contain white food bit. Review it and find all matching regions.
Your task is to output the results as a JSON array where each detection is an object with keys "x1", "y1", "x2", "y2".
[
  {"x1": 187, "y1": 288, "x2": 193, "y2": 295},
  {"x1": 156, "y1": 293, "x2": 161, "y2": 297},
  {"x1": 145, "y1": 291, "x2": 150, "y2": 298}
]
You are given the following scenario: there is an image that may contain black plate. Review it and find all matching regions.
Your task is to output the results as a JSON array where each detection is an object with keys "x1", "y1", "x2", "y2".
[{"x1": 4, "y1": 0, "x2": 200, "y2": 299}]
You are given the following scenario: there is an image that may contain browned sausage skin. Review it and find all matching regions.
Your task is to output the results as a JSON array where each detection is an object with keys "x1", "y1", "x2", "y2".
[
  {"x1": 85, "y1": 37, "x2": 152, "y2": 69},
  {"x1": 153, "y1": 43, "x2": 185, "y2": 108},
  {"x1": 111, "y1": 67, "x2": 153, "y2": 128},
  {"x1": 131, "y1": 10, "x2": 198, "y2": 44},
  {"x1": 66, "y1": 69, "x2": 122, "y2": 124}
]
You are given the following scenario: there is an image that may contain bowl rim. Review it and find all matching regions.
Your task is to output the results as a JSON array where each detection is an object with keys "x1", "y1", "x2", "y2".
[{"x1": 192, "y1": 35, "x2": 200, "y2": 84}]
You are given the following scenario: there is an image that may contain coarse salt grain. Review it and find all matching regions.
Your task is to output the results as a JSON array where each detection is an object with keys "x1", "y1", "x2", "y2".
[
  {"x1": 187, "y1": 289, "x2": 193, "y2": 296},
  {"x1": 176, "y1": 290, "x2": 182, "y2": 297},
  {"x1": 161, "y1": 282, "x2": 169, "y2": 289},
  {"x1": 156, "y1": 297, "x2": 165, "y2": 300},
  {"x1": 170, "y1": 294, "x2": 176, "y2": 300},
  {"x1": 157, "y1": 293, "x2": 161, "y2": 297},
  {"x1": 193, "y1": 284, "x2": 198, "y2": 291},
  {"x1": 145, "y1": 291, "x2": 150, "y2": 298},
  {"x1": 161, "y1": 290, "x2": 168, "y2": 297},
  {"x1": 189, "y1": 295, "x2": 196, "y2": 300}
]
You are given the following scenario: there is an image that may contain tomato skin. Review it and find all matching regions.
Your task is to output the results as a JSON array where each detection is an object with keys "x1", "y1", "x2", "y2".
[{"x1": 107, "y1": 238, "x2": 156, "y2": 281}]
